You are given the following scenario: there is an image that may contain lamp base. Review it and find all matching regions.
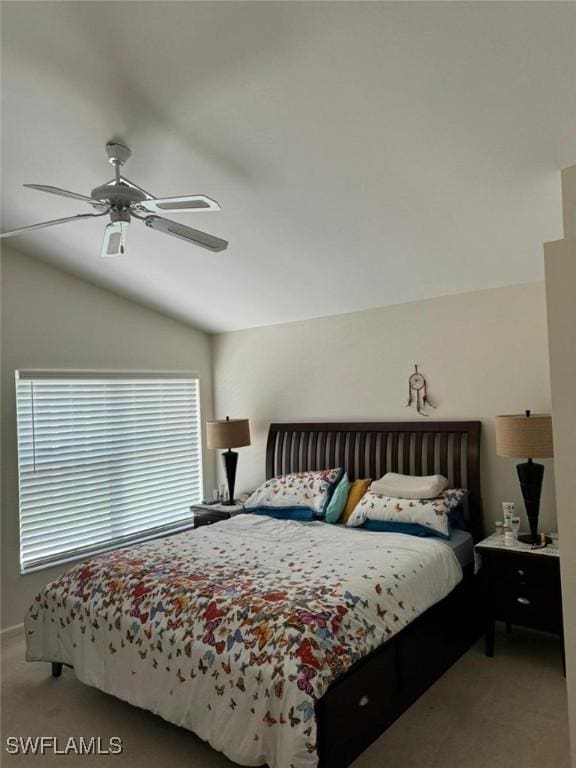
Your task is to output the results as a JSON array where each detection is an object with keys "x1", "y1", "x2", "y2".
[
  {"x1": 221, "y1": 449, "x2": 238, "y2": 507},
  {"x1": 517, "y1": 532, "x2": 552, "y2": 545},
  {"x1": 516, "y1": 459, "x2": 544, "y2": 546}
]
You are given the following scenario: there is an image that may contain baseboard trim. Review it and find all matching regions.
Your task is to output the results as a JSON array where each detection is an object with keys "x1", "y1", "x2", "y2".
[{"x1": 0, "y1": 622, "x2": 24, "y2": 639}]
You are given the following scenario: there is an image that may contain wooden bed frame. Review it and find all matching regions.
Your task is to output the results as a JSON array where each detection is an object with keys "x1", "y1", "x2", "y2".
[
  {"x1": 50, "y1": 420, "x2": 484, "y2": 767},
  {"x1": 266, "y1": 420, "x2": 484, "y2": 768}
]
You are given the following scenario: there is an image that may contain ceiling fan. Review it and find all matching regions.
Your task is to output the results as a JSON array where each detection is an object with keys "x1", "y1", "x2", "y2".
[{"x1": 0, "y1": 142, "x2": 228, "y2": 256}]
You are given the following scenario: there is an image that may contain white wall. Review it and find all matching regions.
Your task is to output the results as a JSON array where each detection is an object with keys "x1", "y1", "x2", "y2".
[
  {"x1": 1, "y1": 247, "x2": 215, "y2": 630},
  {"x1": 545, "y1": 165, "x2": 576, "y2": 763},
  {"x1": 213, "y1": 282, "x2": 555, "y2": 535}
]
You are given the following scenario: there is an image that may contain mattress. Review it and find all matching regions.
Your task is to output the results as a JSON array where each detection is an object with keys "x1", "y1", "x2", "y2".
[
  {"x1": 342, "y1": 524, "x2": 475, "y2": 568},
  {"x1": 25, "y1": 516, "x2": 462, "y2": 768},
  {"x1": 442, "y1": 529, "x2": 475, "y2": 569}
]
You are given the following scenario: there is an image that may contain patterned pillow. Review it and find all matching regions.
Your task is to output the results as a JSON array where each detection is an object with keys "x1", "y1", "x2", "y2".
[
  {"x1": 446, "y1": 489, "x2": 470, "y2": 530},
  {"x1": 346, "y1": 489, "x2": 468, "y2": 539},
  {"x1": 244, "y1": 468, "x2": 343, "y2": 518}
]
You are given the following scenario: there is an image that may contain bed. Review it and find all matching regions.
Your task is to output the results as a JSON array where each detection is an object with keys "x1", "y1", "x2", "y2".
[{"x1": 25, "y1": 420, "x2": 483, "y2": 768}]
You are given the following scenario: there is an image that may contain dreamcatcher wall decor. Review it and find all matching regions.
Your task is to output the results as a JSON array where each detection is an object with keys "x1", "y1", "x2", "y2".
[{"x1": 406, "y1": 364, "x2": 436, "y2": 416}]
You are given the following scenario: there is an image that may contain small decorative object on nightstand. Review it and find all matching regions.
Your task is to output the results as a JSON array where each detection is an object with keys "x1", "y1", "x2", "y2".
[
  {"x1": 189, "y1": 501, "x2": 246, "y2": 529},
  {"x1": 495, "y1": 411, "x2": 554, "y2": 544},
  {"x1": 206, "y1": 417, "x2": 251, "y2": 506},
  {"x1": 475, "y1": 534, "x2": 564, "y2": 673}
]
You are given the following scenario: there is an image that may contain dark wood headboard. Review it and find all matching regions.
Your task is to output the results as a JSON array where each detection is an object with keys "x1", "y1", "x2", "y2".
[{"x1": 266, "y1": 421, "x2": 484, "y2": 541}]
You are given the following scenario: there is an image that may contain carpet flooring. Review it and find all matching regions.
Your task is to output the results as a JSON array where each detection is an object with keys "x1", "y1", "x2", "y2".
[{"x1": 1, "y1": 625, "x2": 569, "y2": 767}]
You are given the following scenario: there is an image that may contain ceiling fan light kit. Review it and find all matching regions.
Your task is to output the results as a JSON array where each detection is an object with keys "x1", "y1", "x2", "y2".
[
  {"x1": 1, "y1": 141, "x2": 228, "y2": 257},
  {"x1": 101, "y1": 220, "x2": 128, "y2": 258}
]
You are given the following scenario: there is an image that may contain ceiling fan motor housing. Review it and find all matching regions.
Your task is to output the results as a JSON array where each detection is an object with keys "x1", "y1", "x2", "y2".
[{"x1": 91, "y1": 183, "x2": 146, "y2": 209}]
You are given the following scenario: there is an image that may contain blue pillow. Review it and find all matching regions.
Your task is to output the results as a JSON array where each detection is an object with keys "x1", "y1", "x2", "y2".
[
  {"x1": 362, "y1": 520, "x2": 447, "y2": 538},
  {"x1": 253, "y1": 507, "x2": 315, "y2": 522},
  {"x1": 446, "y1": 490, "x2": 470, "y2": 531},
  {"x1": 325, "y1": 473, "x2": 351, "y2": 523}
]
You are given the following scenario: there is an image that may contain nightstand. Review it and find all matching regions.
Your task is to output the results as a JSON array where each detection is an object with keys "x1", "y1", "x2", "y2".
[
  {"x1": 189, "y1": 501, "x2": 245, "y2": 529},
  {"x1": 475, "y1": 534, "x2": 564, "y2": 673}
]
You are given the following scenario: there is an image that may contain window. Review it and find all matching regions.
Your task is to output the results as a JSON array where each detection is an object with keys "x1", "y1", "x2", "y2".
[{"x1": 15, "y1": 371, "x2": 203, "y2": 573}]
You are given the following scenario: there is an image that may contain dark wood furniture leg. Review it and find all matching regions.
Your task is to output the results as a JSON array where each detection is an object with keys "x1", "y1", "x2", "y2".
[
  {"x1": 51, "y1": 662, "x2": 63, "y2": 677},
  {"x1": 485, "y1": 615, "x2": 495, "y2": 658}
]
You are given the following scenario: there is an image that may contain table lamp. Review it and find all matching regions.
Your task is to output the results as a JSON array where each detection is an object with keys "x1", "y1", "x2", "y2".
[
  {"x1": 206, "y1": 417, "x2": 251, "y2": 505},
  {"x1": 495, "y1": 410, "x2": 554, "y2": 544}
]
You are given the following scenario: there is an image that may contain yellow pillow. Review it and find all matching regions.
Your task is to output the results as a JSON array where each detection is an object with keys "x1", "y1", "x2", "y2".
[{"x1": 340, "y1": 478, "x2": 372, "y2": 524}]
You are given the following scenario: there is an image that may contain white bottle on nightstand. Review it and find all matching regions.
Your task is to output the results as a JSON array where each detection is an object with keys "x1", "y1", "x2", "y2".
[{"x1": 502, "y1": 502, "x2": 515, "y2": 526}]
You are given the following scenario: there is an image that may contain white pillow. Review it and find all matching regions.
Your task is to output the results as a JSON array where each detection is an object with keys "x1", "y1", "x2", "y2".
[
  {"x1": 244, "y1": 469, "x2": 343, "y2": 517},
  {"x1": 371, "y1": 472, "x2": 448, "y2": 500},
  {"x1": 346, "y1": 489, "x2": 467, "y2": 539}
]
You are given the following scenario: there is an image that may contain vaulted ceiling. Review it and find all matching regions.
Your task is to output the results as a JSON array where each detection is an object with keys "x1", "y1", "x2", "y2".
[{"x1": 2, "y1": 2, "x2": 575, "y2": 331}]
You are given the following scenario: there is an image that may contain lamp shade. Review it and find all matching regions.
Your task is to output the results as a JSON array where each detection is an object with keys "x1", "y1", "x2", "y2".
[
  {"x1": 206, "y1": 418, "x2": 251, "y2": 450},
  {"x1": 495, "y1": 413, "x2": 553, "y2": 459}
]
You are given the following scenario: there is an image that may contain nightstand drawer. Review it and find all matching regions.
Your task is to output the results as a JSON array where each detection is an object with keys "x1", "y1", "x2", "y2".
[
  {"x1": 492, "y1": 583, "x2": 562, "y2": 633},
  {"x1": 480, "y1": 551, "x2": 560, "y2": 589},
  {"x1": 191, "y1": 509, "x2": 231, "y2": 528}
]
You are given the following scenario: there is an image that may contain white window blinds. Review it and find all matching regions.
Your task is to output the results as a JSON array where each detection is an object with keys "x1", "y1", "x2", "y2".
[{"x1": 16, "y1": 371, "x2": 203, "y2": 573}]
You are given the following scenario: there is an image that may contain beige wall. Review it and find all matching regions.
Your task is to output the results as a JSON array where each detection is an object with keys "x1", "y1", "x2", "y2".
[
  {"x1": 545, "y1": 168, "x2": 576, "y2": 762},
  {"x1": 213, "y1": 282, "x2": 555, "y2": 535},
  {"x1": 1, "y1": 247, "x2": 215, "y2": 630}
]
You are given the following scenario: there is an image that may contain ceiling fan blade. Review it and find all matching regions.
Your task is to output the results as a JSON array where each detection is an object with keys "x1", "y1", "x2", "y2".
[
  {"x1": 0, "y1": 211, "x2": 109, "y2": 239},
  {"x1": 24, "y1": 184, "x2": 107, "y2": 209},
  {"x1": 133, "y1": 195, "x2": 220, "y2": 214},
  {"x1": 100, "y1": 221, "x2": 128, "y2": 258},
  {"x1": 142, "y1": 215, "x2": 228, "y2": 252}
]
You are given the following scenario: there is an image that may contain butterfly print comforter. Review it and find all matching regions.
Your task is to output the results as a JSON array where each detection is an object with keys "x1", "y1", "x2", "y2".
[{"x1": 25, "y1": 515, "x2": 462, "y2": 768}]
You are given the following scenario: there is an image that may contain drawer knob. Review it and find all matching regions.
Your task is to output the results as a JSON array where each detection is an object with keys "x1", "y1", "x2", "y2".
[
  {"x1": 358, "y1": 695, "x2": 370, "y2": 707},
  {"x1": 517, "y1": 597, "x2": 531, "y2": 605},
  {"x1": 517, "y1": 569, "x2": 525, "y2": 577}
]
